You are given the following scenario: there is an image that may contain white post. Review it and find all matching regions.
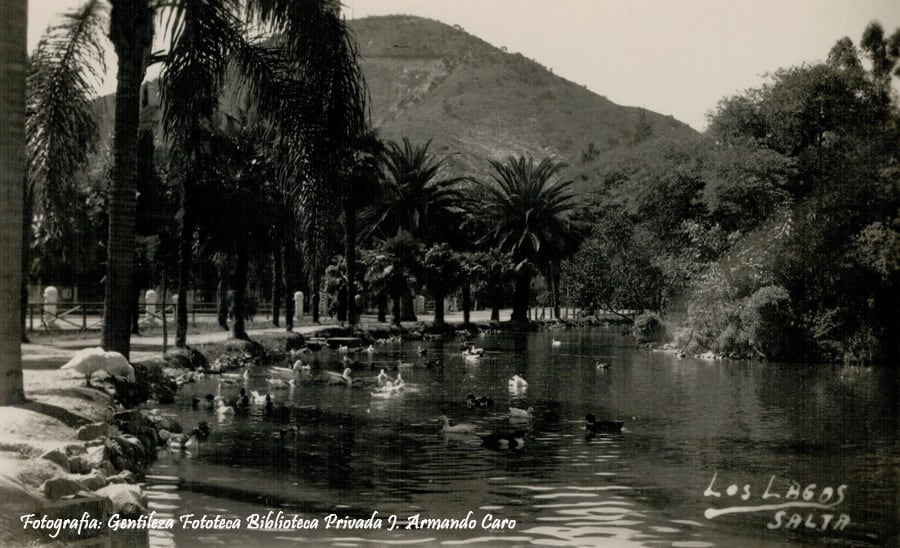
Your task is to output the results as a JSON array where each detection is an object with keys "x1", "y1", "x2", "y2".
[
  {"x1": 145, "y1": 289, "x2": 158, "y2": 325},
  {"x1": 294, "y1": 291, "x2": 304, "y2": 320},
  {"x1": 43, "y1": 286, "x2": 58, "y2": 327}
]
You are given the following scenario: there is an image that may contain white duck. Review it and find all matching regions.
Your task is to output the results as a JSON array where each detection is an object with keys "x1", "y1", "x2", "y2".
[
  {"x1": 215, "y1": 399, "x2": 235, "y2": 418},
  {"x1": 325, "y1": 367, "x2": 354, "y2": 386},
  {"x1": 61, "y1": 347, "x2": 135, "y2": 387},
  {"x1": 508, "y1": 375, "x2": 529, "y2": 392},
  {"x1": 250, "y1": 390, "x2": 270, "y2": 405},
  {"x1": 376, "y1": 369, "x2": 391, "y2": 386},
  {"x1": 551, "y1": 339, "x2": 562, "y2": 347},
  {"x1": 438, "y1": 415, "x2": 477, "y2": 434},
  {"x1": 509, "y1": 406, "x2": 535, "y2": 420}
]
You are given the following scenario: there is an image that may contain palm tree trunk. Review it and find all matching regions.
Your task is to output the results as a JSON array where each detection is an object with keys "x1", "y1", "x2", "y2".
[
  {"x1": 175, "y1": 195, "x2": 192, "y2": 347},
  {"x1": 20, "y1": 183, "x2": 32, "y2": 343},
  {"x1": 103, "y1": 0, "x2": 153, "y2": 359},
  {"x1": 282, "y1": 240, "x2": 295, "y2": 330},
  {"x1": 552, "y1": 266, "x2": 562, "y2": 320},
  {"x1": 312, "y1": 270, "x2": 321, "y2": 324},
  {"x1": 0, "y1": 0, "x2": 27, "y2": 404},
  {"x1": 271, "y1": 247, "x2": 282, "y2": 327},
  {"x1": 462, "y1": 279, "x2": 471, "y2": 325},
  {"x1": 344, "y1": 200, "x2": 358, "y2": 326},
  {"x1": 511, "y1": 269, "x2": 531, "y2": 322},
  {"x1": 232, "y1": 245, "x2": 248, "y2": 340}
]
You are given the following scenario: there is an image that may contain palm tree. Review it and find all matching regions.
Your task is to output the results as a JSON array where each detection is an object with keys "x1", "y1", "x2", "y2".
[
  {"x1": 372, "y1": 138, "x2": 468, "y2": 243},
  {"x1": 477, "y1": 156, "x2": 584, "y2": 322},
  {"x1": 0, "y1": 0, "x2": 27, "y2": 405},
  {"x1": 340, "y1": 130, "x2": 384, "y2": 326},
  {"x1": 98, "y1": 0, "x2": 155, "y2": 358}
]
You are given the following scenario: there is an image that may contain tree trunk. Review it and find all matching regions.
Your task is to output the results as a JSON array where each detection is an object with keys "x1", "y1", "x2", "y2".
[
  {"x1": 462, "y1": 279, "x2": 471, "y2": 325},
  {"x1": 0, "y1": 0, "x2": 27, "y2": 404},
  {"x1": 217, "y1": 266, "x2": 229, "y2": 330},
  {"x1": 391, "y1": 295, "x2": 401, "y2": 326},
  {"x1": 401, "y1": 293, "x2": 416, "y2": 321},
  {"x1": 175, "y1": 193, "x2": 192, "y2": 347},
  {"x1": 130, "y1": 281, "x2": 141, "y2": 335},
  {"x1": 377, "y1": 292, "x2": 387, "y2": 323},
  {"x1": 20, "y1": 182, "x2": 32, "y2": 343},
  {"x1": 312, "y1": 270, "x2": 321, "y2": 324},
  {"x1": 552, "y1": 266, "x2": 562, "y2": 320},
  {"x1": 103, "y1": 0, "x2": 153, "y2": 359},
  {"x1": 232, "y1": 245, "x2": 248, "y2": 340},
  {"x1": 344, "y1": 200, "x2": 358, "y2": 326},
  {"x1": 271, "y1": 248, "x2": 282, "y2": 327},
  {"x1": 282, "y1": 227, "x2": 296, "y2": 331},
  {"x1": 511, "y1": 269, "x2": 531, "y2": 322},
  {"x1": 433, "y1": 291, "x2": 446, "y2": 328}
]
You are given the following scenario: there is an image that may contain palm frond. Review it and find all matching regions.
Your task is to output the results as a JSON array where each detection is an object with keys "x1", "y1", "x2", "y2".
[{"x1": 26, "y1": 0, "x2": 108, "y2": 236}]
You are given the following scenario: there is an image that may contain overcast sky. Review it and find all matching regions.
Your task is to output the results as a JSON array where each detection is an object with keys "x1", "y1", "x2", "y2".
[{"x1": 28, "y1": 0, "x2": 900, "y2": 131}]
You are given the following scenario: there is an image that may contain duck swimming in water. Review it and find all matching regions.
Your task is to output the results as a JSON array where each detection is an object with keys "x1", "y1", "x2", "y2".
[
  {"x1": 438, "y1": 415, "x2": 477, "y2": 434},
  {"x1": 508, "y1": 375, "x2": 528, "y2": 392},
  {"x1": 325, "y1": 367, "x2": 354, "y2": 386},
  {"x1": 250, "y1": 390, "x2": 270, "y2": 405},
  {"x1": 509, "y1": 406, "x2": 534, "y2": 420},
  {"x1": 479, "y1": 430, "x2": 526, "y2": 450},
  {"x1": 585, "y1": 413, "x2": 624, "y2": 434},
  {"x1": 376, "y1": 369, "x2": 391, "y2": 386}
]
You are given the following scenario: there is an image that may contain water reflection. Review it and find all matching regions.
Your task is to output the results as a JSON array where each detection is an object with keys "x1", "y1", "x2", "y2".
[{"x1": 144, "y1": 328, "x2": 900, "y2": 547}]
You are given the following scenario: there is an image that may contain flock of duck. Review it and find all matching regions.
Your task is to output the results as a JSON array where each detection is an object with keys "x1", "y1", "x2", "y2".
[{"x1": 128, "y1": 336, "x2": 625, "y2": 454}]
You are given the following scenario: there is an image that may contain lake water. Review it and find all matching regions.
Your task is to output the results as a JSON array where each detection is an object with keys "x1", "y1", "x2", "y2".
[{"x1": 141, "y1": 328, "x2": 900, "y2": 547}]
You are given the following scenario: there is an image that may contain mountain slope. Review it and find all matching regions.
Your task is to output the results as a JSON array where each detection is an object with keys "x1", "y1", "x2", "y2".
[{"x1": 348, "y1": 15, "x2": 696, "y2": 176}]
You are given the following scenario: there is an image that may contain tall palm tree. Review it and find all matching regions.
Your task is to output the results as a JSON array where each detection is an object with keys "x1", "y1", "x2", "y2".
[
  {"x1": 477, "y1": 156, "x2": 584, "y2": 322},
  {"x1": 340, "y1": 130, "x2": 384, "y2": 326},
  {"x1": 102, "y1": 0, "x2": 155, "y2": 358},
  {"x1": 0, "y1": 0, "x2": 27, "y2": 405}
]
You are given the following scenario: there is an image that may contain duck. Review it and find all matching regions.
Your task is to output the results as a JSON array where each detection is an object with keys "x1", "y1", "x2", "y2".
[
  {"x1": 463, "y1": 345, "x2": 485, "y2": 356},
  {"x1": 60, "y1": 347, "x2": 135, "y2": 387},
  {"x1": 236, "y1": 389, "x2": 251, "y2": 409},
  {"x1": 551, "y1": 339, "x2": 562, "y2": 347},
  {"x1": 325, "y1": 367, "x2": 354, "y2": 386},
  {"x1": 394, "y1": 371, "x2": 406, "y2": 389},
  {"x1": 268, "y1": 366, "x2": 295, "y2": 380},
  {"x1": 585, "y1": 413, "x2": 624, "y2": 434},
  {"x1": 508, "y1": 375, "x2": 528, "y2": 391},
  {"x1": 292, "y1": 360, "x2": 311, "y2": 373},
  {"x1": 216, "y1": 399, "x2": 235, "y2": 417},
  {"x1": 509, "y1": 406, "x2": 534, "y2": 420},
  {"x1": 204, "y1": 393, "x2": 216, "y2": 410},
  {"x1": 376, "y1": 369, "x2": 391, "y2": 386},
  {"x1": 272, "y1": 425, "x2": 300, "y2": 442},
  {"x1": 479, "y1": 430, "x2": 526, "y2": 450},
  {"x1": 191, "y1": 396, "x2": 201, "y2": 410},
  {"x1": 371, "y1": 381, "x2": 400, "y2": 399},
  {"x1": 250, "y1": 390, "x2": 270, "y2": 405},
  {"x1": 595, "y1": 362, "x2": 610, "y2": 370},
  {"x1": 465, "y1": 393, "x2": 494, "y2": 408},
  {"x1": 438, "y1": 415, "x2": 477, "y2": 434}
]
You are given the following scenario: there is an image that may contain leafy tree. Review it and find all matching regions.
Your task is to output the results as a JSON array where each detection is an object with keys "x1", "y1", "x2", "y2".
[{"x1": 419, "y1": 243, "x2": 462, "y2": 328}]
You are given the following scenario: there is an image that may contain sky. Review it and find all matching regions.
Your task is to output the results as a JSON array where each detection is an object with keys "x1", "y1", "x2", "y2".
[{"x1": 27, "y1": 0, "x2": 900, "y2": 131}]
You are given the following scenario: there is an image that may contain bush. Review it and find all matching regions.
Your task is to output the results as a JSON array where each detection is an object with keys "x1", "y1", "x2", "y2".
[{"x1": 633, "y1": 313, "x2": 666, "y2": 343}]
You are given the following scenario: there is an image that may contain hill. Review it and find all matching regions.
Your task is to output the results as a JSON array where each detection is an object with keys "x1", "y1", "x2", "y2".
[{"x1": 348, "y1": 15, "x2": 696, "y2": 178}]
